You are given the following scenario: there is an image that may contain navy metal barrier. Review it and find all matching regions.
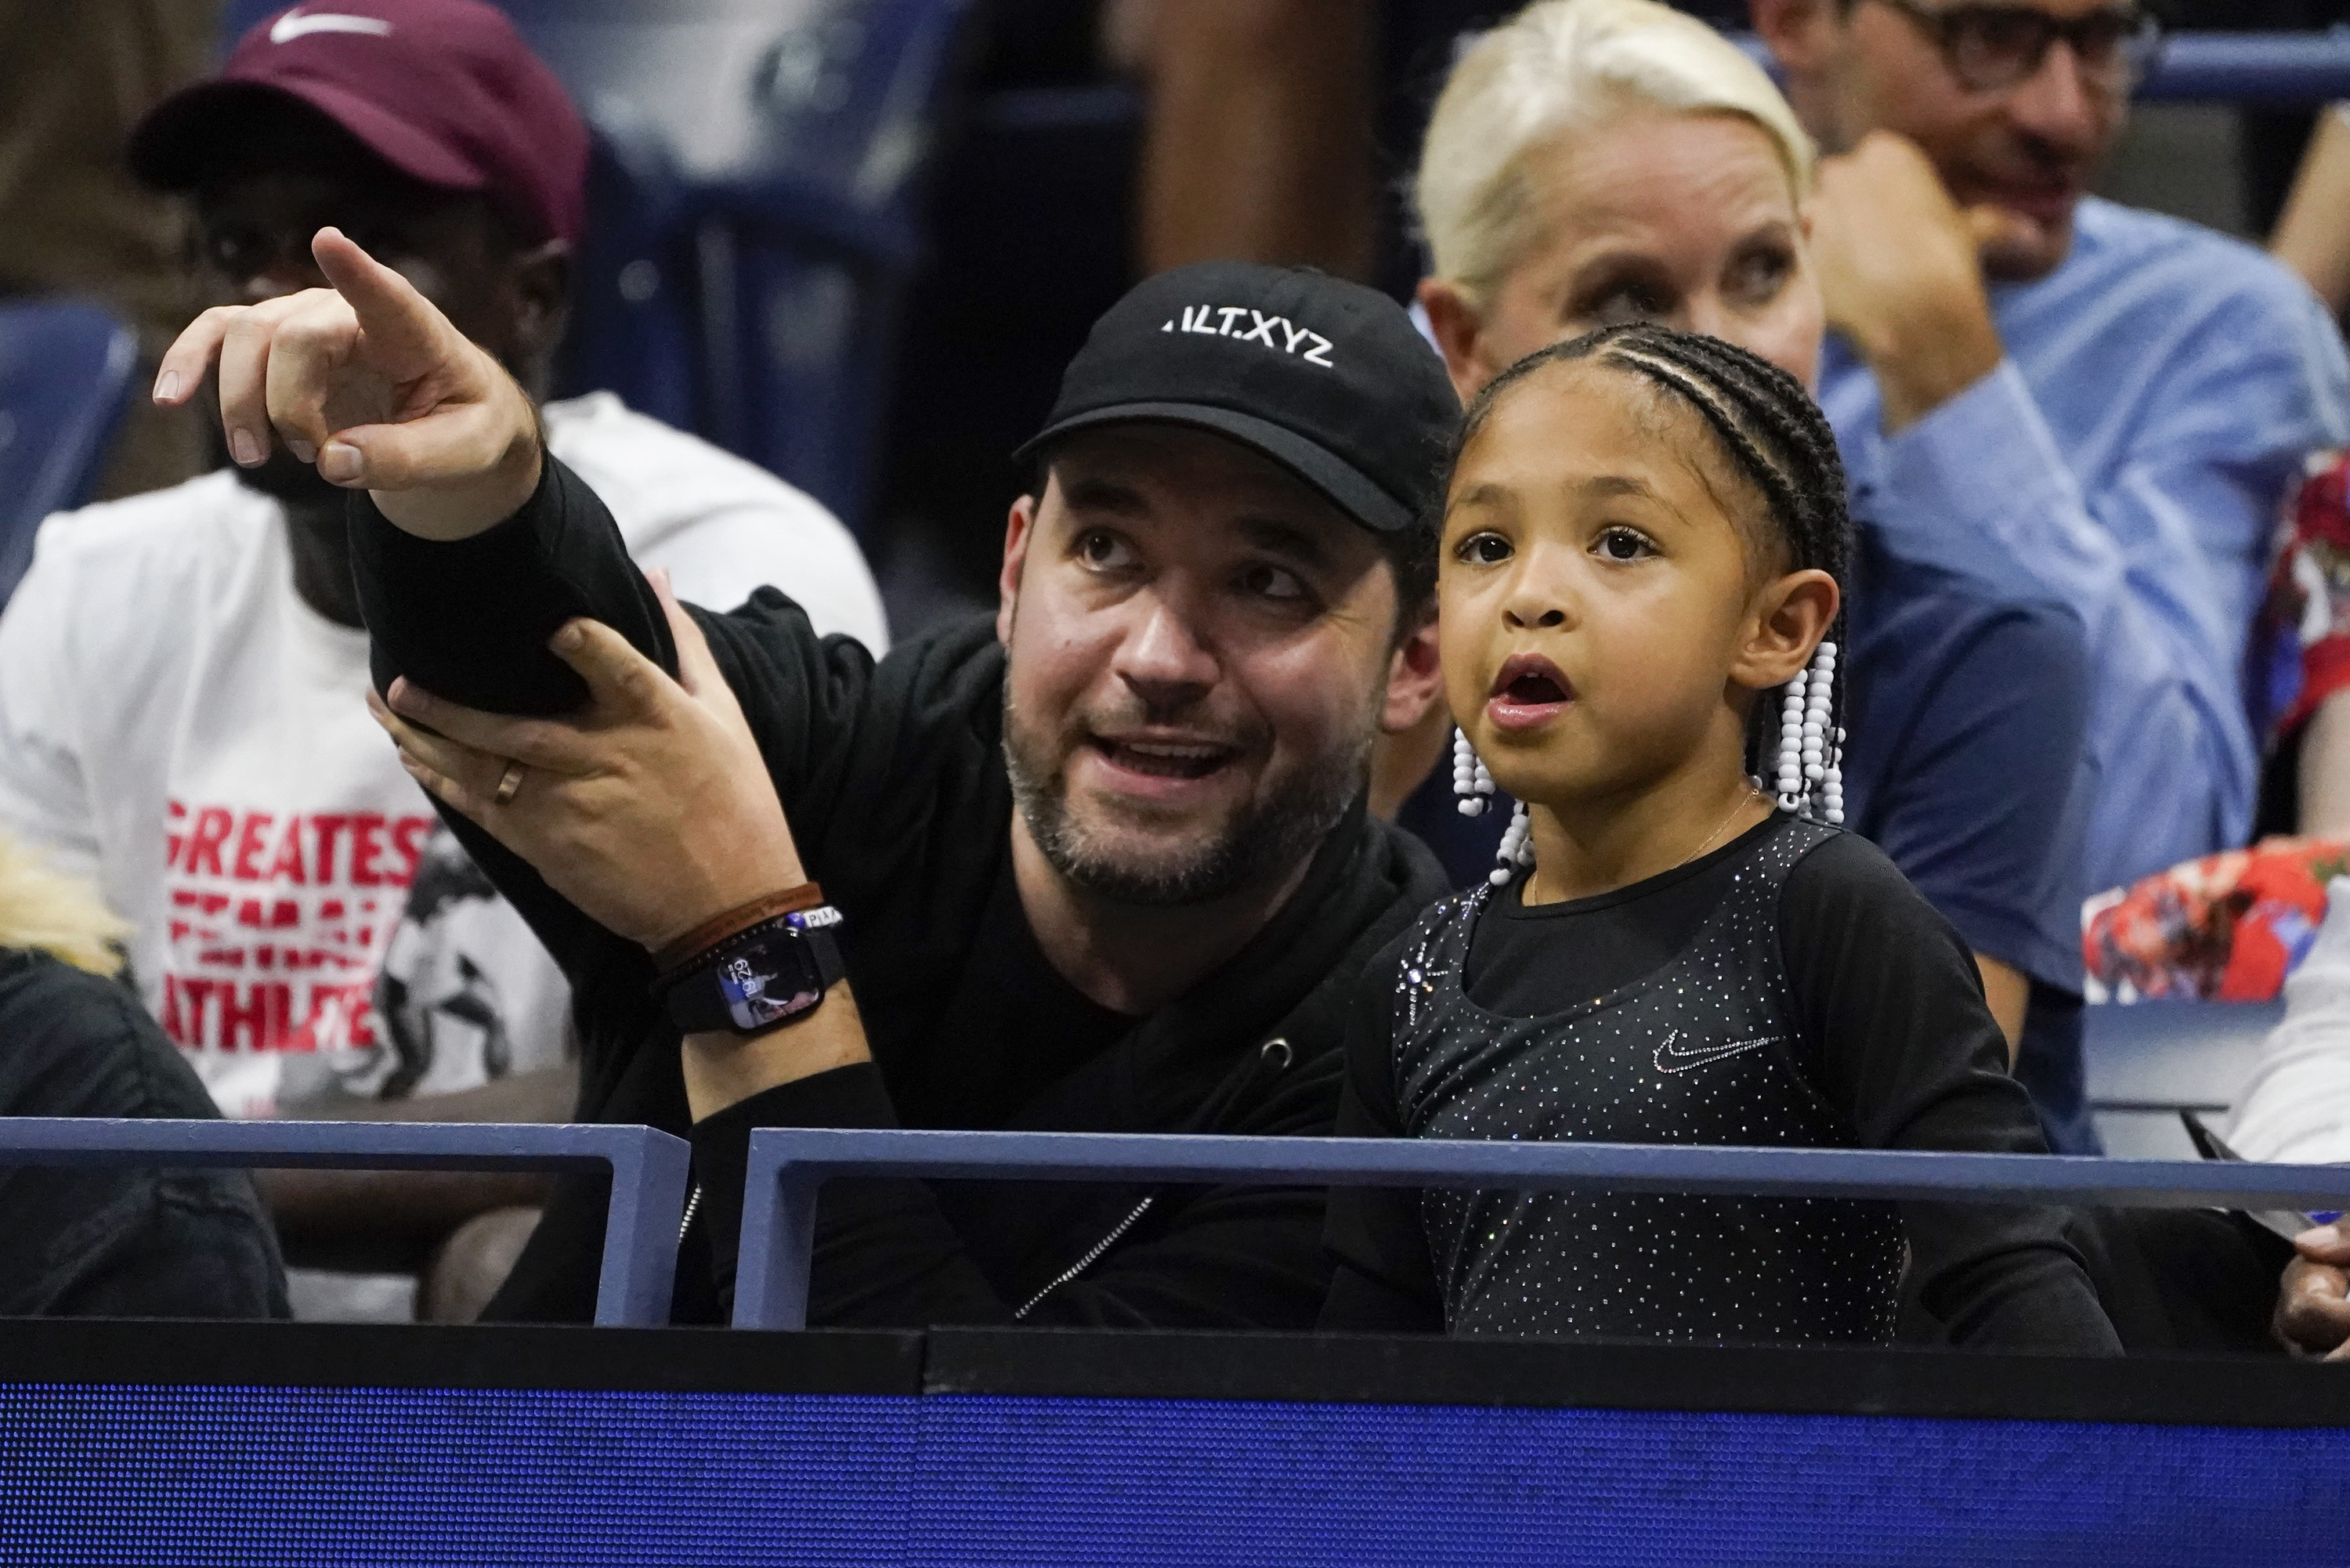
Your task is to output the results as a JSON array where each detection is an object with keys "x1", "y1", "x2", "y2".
[
  {"x1": 2138, "y1": 31, "x2": 2350, "y2": 102},
  {"x1": 734, "y1": 1128, "x2": 2350, "y2": 1329},
  {"x1": 0, "y1": 1118, "x2": 688, "y2": 1326}
]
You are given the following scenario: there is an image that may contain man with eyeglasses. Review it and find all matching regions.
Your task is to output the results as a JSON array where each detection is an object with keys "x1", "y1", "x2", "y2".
[{"x1": 1754, "y1": 0, "x2": 2350, "y2": 903}]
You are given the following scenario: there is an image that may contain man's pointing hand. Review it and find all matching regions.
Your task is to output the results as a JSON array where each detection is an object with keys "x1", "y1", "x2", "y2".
[{"x1": 153, "y1": 226, "x2": 543, "y2": 542}]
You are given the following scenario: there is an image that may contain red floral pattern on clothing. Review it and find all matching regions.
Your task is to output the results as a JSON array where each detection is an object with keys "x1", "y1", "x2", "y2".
[{"x1": 2084, "y1": 837, "x2": 2350, "y2": 1002}]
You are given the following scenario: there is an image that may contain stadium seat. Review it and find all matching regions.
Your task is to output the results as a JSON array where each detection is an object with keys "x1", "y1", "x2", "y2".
[
  {"x1": 2084, "y1": 999, "x2": 2283, "y2": 1156},
  {"x1": 0, "y1": 299, "x2": 139, "y2": 609}
]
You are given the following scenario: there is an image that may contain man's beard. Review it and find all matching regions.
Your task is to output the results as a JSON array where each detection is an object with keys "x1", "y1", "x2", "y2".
[{"x1": 1002, "y1": 684, "x2": 1370, "y2": 909}]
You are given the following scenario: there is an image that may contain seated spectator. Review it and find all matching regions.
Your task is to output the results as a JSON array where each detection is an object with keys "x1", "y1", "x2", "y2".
[
  {"x1": 0, "y1": 0, "x2": 884, "y2": 1314},
  {"x1": 1409, "y1": 0, "x2": 2099, "y2": 1150},
  {"x1": 2229, "y1": 874, "x2": 2350, "y2": 1165},
  {"x1": 160, "y1": 239, "x2": 1458, "y2": 1328},
  {"x1": 2116, "y1": 871, "x2": 2350, "y2": 1361},
  {"x1": 0, "y1": 831, "x2": 286, "y2": 1318},
  {"x1": 2231, "y1": 883, "x2": 2350, "y2": 1356},
  {"x1": 1318, "y1": 322, "x2": 2117, "y2": 1352},
  {"x1": 1752, "y1": 0, "x2": 2350, "y2": 895}
]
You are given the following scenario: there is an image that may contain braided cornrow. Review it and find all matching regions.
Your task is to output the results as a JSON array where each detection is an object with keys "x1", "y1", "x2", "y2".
[{"x1": 1445, "y1": 322, "x2": 1856, "y2": 800}]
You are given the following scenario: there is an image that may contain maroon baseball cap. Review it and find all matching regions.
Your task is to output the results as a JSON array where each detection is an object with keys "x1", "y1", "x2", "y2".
[{"x1": 128, "y1": 0, "x2": 588, "y2": 247}]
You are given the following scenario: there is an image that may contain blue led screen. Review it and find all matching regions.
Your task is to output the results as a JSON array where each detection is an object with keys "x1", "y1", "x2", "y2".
[{"x1": 3, "y1": 1385, "x2": 2345, "y2": 1566}]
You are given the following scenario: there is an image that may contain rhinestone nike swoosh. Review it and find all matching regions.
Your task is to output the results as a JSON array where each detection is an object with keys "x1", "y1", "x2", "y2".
[{"x1": 1652, "y1": 1029, "x2": 1779, "y2": 1075}]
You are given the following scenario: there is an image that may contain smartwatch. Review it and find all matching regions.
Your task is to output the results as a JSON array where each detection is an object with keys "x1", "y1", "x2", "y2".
[{"x1": 660, "y1": 905, "x2": 846, "y2": 1036}]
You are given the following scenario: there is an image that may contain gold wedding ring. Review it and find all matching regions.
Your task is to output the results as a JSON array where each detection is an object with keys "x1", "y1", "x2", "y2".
[{"x1": 493, "y1": 760, "x2": 526, "y2": 806}]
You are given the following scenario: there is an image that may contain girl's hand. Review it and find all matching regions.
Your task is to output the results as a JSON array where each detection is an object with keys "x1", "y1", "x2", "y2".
[{"x1": 369, "y1": 569, "x2": 806, "y2": 952}]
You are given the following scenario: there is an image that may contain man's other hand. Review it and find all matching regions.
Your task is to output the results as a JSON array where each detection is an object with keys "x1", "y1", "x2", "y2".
[
  {"x1": 368, "y1": 569, "x2": 805, "y2": 954},
  {"x1": 2276, "y1": 1223, "x2": 2350, "y2": 1359},
  {"x1": 1808, "y1": 132, "x2": 2009, "y2": 432},
  {"x1": 153, "y1": 226, "x2": 541, "y2": 542}
]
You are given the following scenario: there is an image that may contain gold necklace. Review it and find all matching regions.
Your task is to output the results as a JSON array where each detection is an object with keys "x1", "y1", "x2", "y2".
[
  {"x1": 1679, "y1": 787, "x2": 1765, "y2": 871},
  {"x1": 1523, "y1": 786, "x2": 1766, "y2": 905}
]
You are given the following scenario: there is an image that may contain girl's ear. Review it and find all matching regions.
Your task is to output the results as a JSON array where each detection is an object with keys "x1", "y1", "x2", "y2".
[{"x1": 1730, "y1": 567, "x2": 1838, "y2": 692}]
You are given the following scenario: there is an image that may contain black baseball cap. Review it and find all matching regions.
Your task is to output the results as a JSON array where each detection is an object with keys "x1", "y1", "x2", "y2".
[{"x1": 1015, "y1": 262, "x2": 1459, "y2": 534}]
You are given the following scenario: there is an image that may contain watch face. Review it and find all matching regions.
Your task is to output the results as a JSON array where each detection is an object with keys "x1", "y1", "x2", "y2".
[{"x1": 718, "y1": 948, "x2": 819, "y2": 1031}]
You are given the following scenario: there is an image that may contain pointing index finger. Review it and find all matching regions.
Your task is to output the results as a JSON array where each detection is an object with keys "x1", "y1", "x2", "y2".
[{"x1": 310, "y1": 226, "x2": 456, "y2": 381}]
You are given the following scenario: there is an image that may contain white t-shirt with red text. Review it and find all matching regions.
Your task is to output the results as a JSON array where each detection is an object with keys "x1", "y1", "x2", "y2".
[{"x1": 0, "y1": 392, "x2": 887, "y2": 1117}]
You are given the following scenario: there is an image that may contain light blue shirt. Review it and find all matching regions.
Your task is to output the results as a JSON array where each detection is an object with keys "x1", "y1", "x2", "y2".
[{"x1": 1820, "y1": 197, "x2": 2350, "y2": 895}]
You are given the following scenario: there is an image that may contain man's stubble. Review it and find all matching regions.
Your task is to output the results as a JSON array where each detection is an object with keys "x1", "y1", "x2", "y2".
[{"x1": 1000, "y1": 676, "x2": 1373, "y2": 909}]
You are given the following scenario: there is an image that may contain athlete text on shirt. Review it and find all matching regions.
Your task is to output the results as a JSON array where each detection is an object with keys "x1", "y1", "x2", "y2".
[{"x1": 159, "y1": 800, "x2": 435, "y2": 1053}]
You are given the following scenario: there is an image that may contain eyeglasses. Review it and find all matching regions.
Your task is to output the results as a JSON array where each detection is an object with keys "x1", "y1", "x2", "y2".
[{"x1": 1866, "y1": 0, "x2": 2164, "y2": 96}]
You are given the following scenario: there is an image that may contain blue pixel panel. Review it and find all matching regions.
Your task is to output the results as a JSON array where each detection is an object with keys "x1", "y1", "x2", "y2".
[{"x1": 2, "y1": 1386, "x2": 2345, "y2": 1566}]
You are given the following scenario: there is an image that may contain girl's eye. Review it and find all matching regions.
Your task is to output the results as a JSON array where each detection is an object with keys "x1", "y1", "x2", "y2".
[
  {"x1": 1595, "y1": 527, "x2": 1655, "y2": 562},
  {"x1": 1455, "y1": 531, "x2": 1513, "y2": 565}
]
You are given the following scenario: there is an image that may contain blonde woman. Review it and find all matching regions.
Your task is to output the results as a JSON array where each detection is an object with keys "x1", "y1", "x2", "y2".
[
  {"x1": 1415, "y1": 0, "x2": 1824, "y2": 400},
  {"x1": 0, "y1": 833, "x2": 284, "y2": 1316}
]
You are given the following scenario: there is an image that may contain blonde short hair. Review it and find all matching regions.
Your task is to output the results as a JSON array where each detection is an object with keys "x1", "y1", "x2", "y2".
[
  {"x1": 0, "y1": 832, "x2": 130, "y2": 977},
  {"x1": 1416, "y1": 0, "x2": 1816, "y2": 305}
]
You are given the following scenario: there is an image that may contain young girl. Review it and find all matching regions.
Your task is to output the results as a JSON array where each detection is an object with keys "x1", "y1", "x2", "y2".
[{"x1": 1321, "y1": 323, "x2": 2119, "y2": 1351}]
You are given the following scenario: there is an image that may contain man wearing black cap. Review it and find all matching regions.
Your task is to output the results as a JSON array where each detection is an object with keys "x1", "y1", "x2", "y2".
[{"x1": 159, "y1": 231, "x2": 1456, "y2": 1326}]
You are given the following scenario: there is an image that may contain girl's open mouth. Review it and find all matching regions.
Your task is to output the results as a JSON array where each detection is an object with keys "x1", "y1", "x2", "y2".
[{"x1": 1486, "y1": 653, "x2": 1573, "y2": 732}]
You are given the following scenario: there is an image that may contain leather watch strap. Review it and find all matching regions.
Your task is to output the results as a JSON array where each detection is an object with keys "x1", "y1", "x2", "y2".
[{"x1": 652, "y1": 881, "x2": 826, "y2": 976}]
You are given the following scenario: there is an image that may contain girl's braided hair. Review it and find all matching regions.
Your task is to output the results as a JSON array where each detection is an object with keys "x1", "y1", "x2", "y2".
[{"x1": 1444, "y1": 321, "x2": 1855, "y2": 779}]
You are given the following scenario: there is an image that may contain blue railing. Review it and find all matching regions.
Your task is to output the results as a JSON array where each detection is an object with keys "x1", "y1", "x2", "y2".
[
  {"x1": 16, "y1": 1119, "x2": 2342, "y2": 1331},
  {"x1": 0, "y1": 1119, "x2": 689, "y2": 1327},
  {"x1": 2138, "y1": 31, "x2": 2350, "y2": 102},
  {"x1": 732, "y1": 1128, "x2": 2350, "y2": 1330}
]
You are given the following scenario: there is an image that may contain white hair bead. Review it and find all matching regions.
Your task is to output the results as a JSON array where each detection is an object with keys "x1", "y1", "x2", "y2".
[
  {"x1": 1488, "y1": 799, "x2": 1533, "y2": 885},
  {"x1": 1452, "y1": 728, "x2": 1499, "y2": 817},
  {"x1": 1768, "y1": 637, "x2": 1851, "y2": 823}
]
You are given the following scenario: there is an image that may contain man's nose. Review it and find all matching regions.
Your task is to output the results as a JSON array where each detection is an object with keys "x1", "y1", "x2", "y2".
[
  {"x1": 1112, "y1": 594, "x2": 1220, "y2": 706},
  {"x1": 2003, "y1": 38, "x2": 2105, "y2": 157}
]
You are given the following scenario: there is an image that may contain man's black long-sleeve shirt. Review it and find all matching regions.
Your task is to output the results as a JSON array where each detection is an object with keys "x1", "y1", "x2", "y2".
[{"x1": 352, "y1": 457, "x2": 1447, "y2": 1328}]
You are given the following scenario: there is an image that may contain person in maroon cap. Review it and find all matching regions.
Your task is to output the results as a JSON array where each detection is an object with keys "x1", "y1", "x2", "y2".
[{"x1": 0, "y1": 0, "x2": 886, "y2": 1321}]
